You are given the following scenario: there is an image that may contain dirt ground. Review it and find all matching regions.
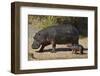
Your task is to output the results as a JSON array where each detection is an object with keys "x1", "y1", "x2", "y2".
[
  {"x1": 28, "y1": 38, "x2": 88, "y2": 61},
  {"x1": 28, "y1": 25, "x2": 88, "y2": 61}
]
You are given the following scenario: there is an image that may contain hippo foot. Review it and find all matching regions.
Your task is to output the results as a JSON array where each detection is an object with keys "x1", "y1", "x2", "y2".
[
  {"x1": 79, "y1": 53, "x2": 84, "y2": 55},
  {"x1": 80, "y1": 52, "x2": 84, "y2": 54}
]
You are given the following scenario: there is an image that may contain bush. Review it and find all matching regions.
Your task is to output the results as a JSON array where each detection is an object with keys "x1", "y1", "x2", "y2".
[{"x1": 28, "y1": 15, "x2": 88, "y2": 37}]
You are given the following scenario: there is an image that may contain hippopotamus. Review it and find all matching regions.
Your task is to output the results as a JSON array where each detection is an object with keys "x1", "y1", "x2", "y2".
[
  {"x1": 32, "y1": 24, "x2": 79, "y2": 52},
  {"x1": 71, "y1": 44, "x2": 84, "y2": 54}
]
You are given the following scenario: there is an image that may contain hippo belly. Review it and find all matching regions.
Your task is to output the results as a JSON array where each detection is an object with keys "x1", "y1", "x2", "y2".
[{"x1": 55, "y1": 35, "x2": 74, "y2": 44}]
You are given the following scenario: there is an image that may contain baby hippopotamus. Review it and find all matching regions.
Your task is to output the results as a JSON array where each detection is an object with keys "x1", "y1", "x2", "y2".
[{"x1": 71, "y1": 44, "x2": 84, "y2": 54}]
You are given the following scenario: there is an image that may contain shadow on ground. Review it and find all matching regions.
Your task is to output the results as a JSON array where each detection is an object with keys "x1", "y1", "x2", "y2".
[{"x1": 36, "y1": 47, "x2": 88, "y2": 54}]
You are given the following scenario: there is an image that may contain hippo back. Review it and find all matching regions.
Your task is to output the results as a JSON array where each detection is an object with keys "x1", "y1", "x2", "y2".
[{"x1": 45, "y1": 24, "x2": 79, "y2": 44}]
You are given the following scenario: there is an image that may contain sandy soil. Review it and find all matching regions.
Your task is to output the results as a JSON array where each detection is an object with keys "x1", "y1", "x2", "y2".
[{"x1": 28, "y1": 37, "x2": 88, "y2": 60}]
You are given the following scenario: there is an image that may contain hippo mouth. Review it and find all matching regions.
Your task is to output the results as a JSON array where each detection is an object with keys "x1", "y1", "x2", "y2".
[{"x1": 32, "y1": 40, "x2": 41, "y2": 49}]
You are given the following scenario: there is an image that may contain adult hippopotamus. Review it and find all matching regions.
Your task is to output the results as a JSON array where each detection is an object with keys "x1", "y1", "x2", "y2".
[{"x1": 32, "y1": 24, "x2": 79, "y2": 52}]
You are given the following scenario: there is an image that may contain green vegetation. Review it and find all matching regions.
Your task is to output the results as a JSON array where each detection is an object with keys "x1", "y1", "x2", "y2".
[{"x1": 28, "y1": 15, "x2": 88, "y2": 37}]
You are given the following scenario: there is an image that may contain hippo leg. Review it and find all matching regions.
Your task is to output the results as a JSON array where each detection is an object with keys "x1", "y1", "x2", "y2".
[
  {"x1": 72, "y1": 49, "x2": 74, "y2": 54},
  {"x1": 75, "y1": 49, "x2": 77, "y2": 54},
  {"x1": 80, "y1": 48, "x2": 83, "y2": 54},
  {"x1": 38, "y1": 45, "x2": 45, "y2": 52},
  {"x1": 51, "y1": 41, "x2": 56, "y2": 53},
  {"x1": 72, "y1": 49, "x2": 76, "y2": 54},
  {"x1": 38, "y1": 43, "x2": 50, "y2": 52},
  {"x1": 52, "y1": 44, "x2": 56, "y2": 53}
]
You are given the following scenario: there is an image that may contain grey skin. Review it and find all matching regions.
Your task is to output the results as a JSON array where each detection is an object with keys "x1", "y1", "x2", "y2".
[
  {"x1": 32, "y1": 24, "x2": 79, "y2": 52},
  {"x1": 71, "y1": 44, "x2": 84, "y2": 54}
]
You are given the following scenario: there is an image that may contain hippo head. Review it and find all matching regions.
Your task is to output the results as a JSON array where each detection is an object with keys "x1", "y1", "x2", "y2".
[
  {"x1": 32, "y1": 31, "x2": 46, "y2": 49},
  {"x1": 32, "y1": 39, "x2": 41, "y2": 49}
]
